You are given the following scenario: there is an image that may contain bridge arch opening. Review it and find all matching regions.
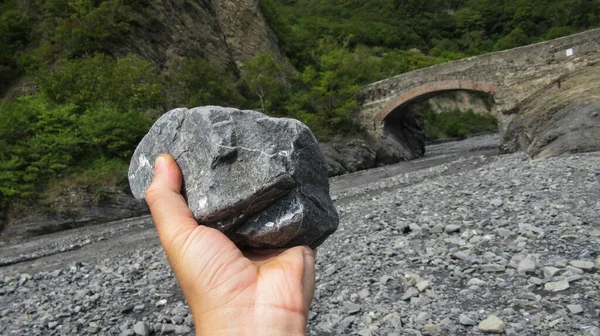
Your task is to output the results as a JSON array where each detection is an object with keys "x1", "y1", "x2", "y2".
[{"x1": 375, "y1": 81, "x2": 497, "y2": 163}]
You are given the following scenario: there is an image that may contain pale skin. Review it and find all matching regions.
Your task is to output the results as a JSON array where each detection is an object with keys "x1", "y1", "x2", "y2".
[{"x1": 145, "y1": 154, "x2": 316, "y2": 336}]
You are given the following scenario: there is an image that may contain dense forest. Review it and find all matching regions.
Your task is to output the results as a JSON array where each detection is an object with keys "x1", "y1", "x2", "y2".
[{"x1": 0, "y1": 0, "x2": 599, "y2": 221}]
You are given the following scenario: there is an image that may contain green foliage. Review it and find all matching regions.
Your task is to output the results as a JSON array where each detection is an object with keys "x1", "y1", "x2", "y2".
[
  {"x1": 0, "y1": 96, "x2": 81, "y2": 202},
  {"x1": 263, "y1": 0, "x2": 600, "y2": 67},
  {"x1": 169, "y1": 57, "x2": 243, "y2": 108},
  {"x1": 494, "y1": 27, "x2": 529, "y2": 51},
  {"x1": 0, "y1": 0, "x2": 32, "y2": 92},
  {"x1": 79, "y1": 104, "x2": 153, "y2": 159},
  {"x1": 377, "y1": 50, "x2": 447, "y2": 77},
  {"x1": 0, "y1": 94, "x2": 154, "y2": 215},
  {"x1": 42, "y1": 0, "x2": 134, "y2": 58},
  {"x1": 37, "y1": 53, "x2": 164, "y2": 112},
  {"x1": 239, "y1": 52, "x2": 291, "y2": 113},
  {"x1": 423, "y1": 108, "x2": 498, "y2": 140}
]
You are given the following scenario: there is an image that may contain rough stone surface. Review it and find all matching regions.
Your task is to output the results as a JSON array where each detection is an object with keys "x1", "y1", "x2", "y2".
[
  {"x1": 129, "y1": 106, "x2": 338, "y2": 249},
  {"x1": 320, "y1": 139, "x2": 377, "y2": 176},
  {"x1": 501, "y1": 64, "x2": 600, "y2": 159},
  {"x1": 116, "y1": 0, "x2": 279, "y2": 76}
]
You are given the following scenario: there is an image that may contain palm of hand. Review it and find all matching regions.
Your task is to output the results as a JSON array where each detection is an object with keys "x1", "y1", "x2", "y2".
[
  {"x1": 171, "y1": 225, "x2": 316, "y2": 327},
  {"x1": 146, "y1": 154, "x2": 316, "y2": 335}
]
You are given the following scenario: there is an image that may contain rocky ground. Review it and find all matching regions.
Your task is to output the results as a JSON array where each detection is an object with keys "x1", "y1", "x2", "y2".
[{"x1": 1, "y1": 134, "x2": 599, "y2": 335}]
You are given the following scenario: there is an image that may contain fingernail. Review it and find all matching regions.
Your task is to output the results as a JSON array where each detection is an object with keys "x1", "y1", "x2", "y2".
[{"x1": 154, "y1": 155, "x2": 167, "y2": 173}]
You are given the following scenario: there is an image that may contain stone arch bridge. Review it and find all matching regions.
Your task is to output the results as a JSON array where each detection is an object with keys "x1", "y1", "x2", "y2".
[{"x1": 357, "y1": 29, "x2": 600, "y2": 162}]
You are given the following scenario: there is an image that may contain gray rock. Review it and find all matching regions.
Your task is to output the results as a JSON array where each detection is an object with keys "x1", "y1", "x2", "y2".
[
  {"x1": 478, "y1": 315, "x2": 506, "y2": 333},
  {"x1": 416, "y1": 280, "x2": 430, "y2": 292},
  {"x1": 528, "y1": 277, "x2": 543, "y2": 285},
  {"x1": 445, "y1": 224, "x2": 462, "y2": 234},
  {"x1": 344, "y1": 302, "x2": 361, "y2": 314},
  {"x1": 467, "y1": 278, "x2": 487, "y2": 286},
  {"x1": 495, "y1": 228, "x2": 514, "y2": 237},
  {"x1": 175, "y1": 325, "x2": 192, "y2": 334},
  {"x1": 383, "y1": 313, "x2": 402, "y2": 329},
  {"x1": 481, "y1": 263, "x2": 506, "y2": 272},
  {"x1": 129, "y1": 107, "x2": 338, "y2": 248},
  {"x1": 544, "y1": 279, "x2": 570, "y2": 292},
  {"x1": 459, "y1": 314, "x2": 476, "y2": 326},
  {"x1": 567, "y1": 304, "x2": 584, "y2": 315},
  {"x1": 133, "y1": 321, "x2": 150, "y2": 336},
  {"x1": 339, "y1": 316, "x2": 355, "y2": 330},
  {"x1": 401, "y1": 287, "x2": 420, "y2": 300},
  {"x1": 161, "y1": 324, "x2": 177, "y2": 334},
  {"x1": 430, "y1": 224, "x2": 444, "y2": 233},
  {"x1": 328, "y1": 139, "x2": 377, "y2": 174},
  {"x1": 542, "y1": 267, "x2": 561, "y2": 279},
  {"x1": 570, "y1": 260, "x2": 595, "y2": 270},
  {"x1": 490, "y1": 198, "x2": 504, "y2": 207},
  {"x1": 501, "y1": 65, "x2": 600, "y2": 158},
  {"x1": 517, "y1": 258, "x2": 536, "y2": 274}
]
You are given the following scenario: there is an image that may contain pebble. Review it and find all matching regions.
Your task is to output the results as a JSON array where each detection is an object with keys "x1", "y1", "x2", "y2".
[
  {"x1": 490, "y1": 198, "x2": 504, "y2": 207},
  {"x1": 445, "y1": 224, "x2": 462, "y2": 234},
  {"x1": 567, "y1": 304, "x2": 584, "y2": 314},
  {"x1": 518, "y1": 258, "x2": 536, "y2": 274},
  {"x1": 478, "y1": 315, "x2": 506, "y2": 333},
  {"x1": 570, "y1": 260, "x2": 595, "y2": 270},
  {"x1": 133, "y1": 321, "x2": 150, "y2": 336},
  {"x1": 416, "y1": 280, "x2": 430, "y2": 292},
  {"x1": 544, "y1": 279, "x2": 570, "y2": 292},
  {"x1": 467, "y1": 278, "x2": 487, "y2": 286},
  {"x1": 344, "y1": 302, "x2": 361, "y2": 314},
  {"x1": 542, "y1": 267, "x2": 561, "y2": 278},
  {"x1": 459, "y1": 314, "x2": 476, "y2": 325},
  {"x1": 481, "y1": 264, "x2": 506, "y2": 272},
  {"x1": 401, "y1": 287, "x2": 420, "y2": 300}
]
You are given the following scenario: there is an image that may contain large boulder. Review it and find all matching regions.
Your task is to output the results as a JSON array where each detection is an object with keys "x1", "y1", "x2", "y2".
[
  {"x1": 319, "y1": 139, "x2": 377, "y2": 176},
  {"x1": 128, "y1": 106, "x2": 338, "y2": 249},
  {"x1": 501, "y1": 65, "x2": 600, "y2": 159}
]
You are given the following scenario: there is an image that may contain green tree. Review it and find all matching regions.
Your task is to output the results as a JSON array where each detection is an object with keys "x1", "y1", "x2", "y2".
[
  {"x1": 239, "y1": 52, "x2": 290, "y2": 113},
  {"x1": 494, "y1": 27, "x2": 529, "y2": 51}
]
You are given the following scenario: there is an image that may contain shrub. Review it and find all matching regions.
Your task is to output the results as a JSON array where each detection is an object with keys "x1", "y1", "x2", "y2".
[{"x1": 79, "y1": 104, "x2": 154, "y2": 159}]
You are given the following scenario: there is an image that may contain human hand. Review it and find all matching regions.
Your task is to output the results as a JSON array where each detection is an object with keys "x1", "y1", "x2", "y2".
[{"x1": 145, "y1": 154, "x2": 316, "y2": 336}]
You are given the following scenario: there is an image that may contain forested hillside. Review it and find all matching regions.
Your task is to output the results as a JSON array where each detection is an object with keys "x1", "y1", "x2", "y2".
[
  {"x1": 263, "y1": 0, "x2": 600, "y2": 66},
  {"x1": 0, "y1": 0, "x2": 599, "y2": 224}
]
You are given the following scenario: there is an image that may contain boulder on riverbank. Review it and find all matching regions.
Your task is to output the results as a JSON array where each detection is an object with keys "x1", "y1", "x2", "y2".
[{"x1": 501, "y1": 64, "x2": 600, "y2": 159}]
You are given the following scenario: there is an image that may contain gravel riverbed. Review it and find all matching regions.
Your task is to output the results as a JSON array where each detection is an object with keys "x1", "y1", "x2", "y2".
[{"x1": 1, "y1": 135, "x2": 599, "y2": 335}]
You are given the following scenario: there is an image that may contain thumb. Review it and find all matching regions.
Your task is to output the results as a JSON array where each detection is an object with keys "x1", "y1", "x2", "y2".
[{"x1": 146, "y1": 154, "x2": 198, "y2": 254}]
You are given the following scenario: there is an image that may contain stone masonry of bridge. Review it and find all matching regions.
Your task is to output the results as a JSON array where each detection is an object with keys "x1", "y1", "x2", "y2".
[{"x1": 358, "y1": 28, "x2": 600, "y2": 138}]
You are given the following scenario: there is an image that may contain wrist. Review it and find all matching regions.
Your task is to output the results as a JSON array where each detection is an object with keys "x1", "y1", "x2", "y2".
[{"x1": 194, "y1": 305, "x2": 307, "y2": 336}]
